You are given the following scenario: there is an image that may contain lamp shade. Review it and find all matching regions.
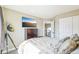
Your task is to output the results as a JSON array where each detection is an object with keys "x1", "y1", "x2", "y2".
[{"x1": 7, "y1": 24, "x2": 14, "y2": 32}]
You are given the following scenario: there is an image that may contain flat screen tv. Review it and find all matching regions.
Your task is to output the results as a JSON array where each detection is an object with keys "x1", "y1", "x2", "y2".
[{"x1": 22, "y1": 17, "x2": 37, "y2": 27}]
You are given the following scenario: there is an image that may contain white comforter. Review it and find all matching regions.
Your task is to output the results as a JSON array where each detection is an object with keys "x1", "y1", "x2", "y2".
[
  {"x1": 18, "y1": 37, "x2": 57, "y2": 54},
  {"x1": 18, "y1": 37, "x2": 79, "y2": 54}
]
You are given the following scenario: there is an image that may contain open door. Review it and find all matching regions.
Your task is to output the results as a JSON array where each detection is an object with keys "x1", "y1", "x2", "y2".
[{"x1": 45, "y1": 23, "x2": 51, "y2": 37}]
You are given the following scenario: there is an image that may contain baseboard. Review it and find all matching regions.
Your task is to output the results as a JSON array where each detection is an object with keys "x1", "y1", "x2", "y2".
[{"x1": 2, "y1": 47, "x2": 18, "y2": 54}]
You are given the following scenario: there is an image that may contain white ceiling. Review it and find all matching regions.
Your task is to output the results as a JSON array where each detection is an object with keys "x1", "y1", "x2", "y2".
[{"x1": 3, "y1": 5, "x2": 79, "y2": 18}]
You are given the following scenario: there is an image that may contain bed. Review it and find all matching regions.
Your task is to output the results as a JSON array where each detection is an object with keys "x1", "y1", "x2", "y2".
[{"x1": 18, "y1": 34, "x2": 79, "y2": 54}]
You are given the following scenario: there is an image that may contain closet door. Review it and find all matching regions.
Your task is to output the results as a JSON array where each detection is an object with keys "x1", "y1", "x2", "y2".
[
  {"x1": 59, "y1": 17, "x2": 73, "y2": 40},
  {"x1": 73, "y1": 16, "x2": 79, "y2": 36}
]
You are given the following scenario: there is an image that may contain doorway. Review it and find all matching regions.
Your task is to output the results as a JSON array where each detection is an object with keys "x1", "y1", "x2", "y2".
[{"x1": 45, "y1": 23, "x2": 51, "y2": 37}]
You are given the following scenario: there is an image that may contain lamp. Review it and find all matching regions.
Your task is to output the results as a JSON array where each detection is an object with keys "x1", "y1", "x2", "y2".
[{"x1": 5, "y1": 24, "x2": 17, "y2": 54}]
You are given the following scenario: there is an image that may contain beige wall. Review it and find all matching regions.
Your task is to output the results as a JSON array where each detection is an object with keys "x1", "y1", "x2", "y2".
[{"x1": 2, "y1": 7, "x2": 44, "y2": 49}]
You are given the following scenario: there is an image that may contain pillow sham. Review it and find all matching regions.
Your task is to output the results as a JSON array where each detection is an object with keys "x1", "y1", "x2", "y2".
[
  {"x1": 54, "y1": 37, "x2": 70, "y2": 53},
  {"x1": 58, "y1": 39, "x2": 77, "y2": 54},
  {"x1": 71, "y1": 34, "x2": 79, "y2": 41}
]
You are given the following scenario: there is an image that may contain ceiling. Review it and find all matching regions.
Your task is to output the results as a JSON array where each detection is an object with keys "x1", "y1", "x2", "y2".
[{"x1": 2, "y1": 5, "x2": 79, "y2": 18}]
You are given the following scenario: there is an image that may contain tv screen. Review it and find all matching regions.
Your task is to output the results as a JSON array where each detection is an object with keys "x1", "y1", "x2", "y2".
[{"x1": 22, "y1": 17, "x2": 37, "y2": 27}]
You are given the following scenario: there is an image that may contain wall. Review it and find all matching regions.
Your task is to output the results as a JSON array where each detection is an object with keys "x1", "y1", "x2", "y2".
[
  {"x1": 0, "y1": 7, "x2": 5, "y2": 51},
  {"x1": 37, "y1": 19, "x2": 44, "y2": 37},
  {"x1": 0, "y1": 10, "x2": 2, "y2": 50},
  {"x1": 2, "y1": 7, "x2": 44, "y2": 50},
  {"x1": 0, "y1": 9, "x2": 1, "y2": 49}
]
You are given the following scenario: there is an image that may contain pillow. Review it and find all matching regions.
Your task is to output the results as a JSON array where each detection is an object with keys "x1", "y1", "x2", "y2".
[
  {"x1": 71, "y1": 46, "x2": 79, "y2": 54},
  {"x1": 77, "y1": 41, "x2": 79, "y2": 45},
  {"x1": 58, "y1": 39, "x2": 77, "y2": 54},
  {"x1": 54, "y1": 37, "x2": 70, "y2": 53},
  {"x1": 71, "y1": 34, "x2": 79, "y2": 41}
]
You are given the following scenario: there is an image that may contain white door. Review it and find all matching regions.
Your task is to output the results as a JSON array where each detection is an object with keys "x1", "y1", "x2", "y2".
[
  {"x1": 59, "y1": 17, "x2": 73, "y2": 40},
  {"x1": 73, "y1": 16, "x2": 79, "y2": 36}
]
